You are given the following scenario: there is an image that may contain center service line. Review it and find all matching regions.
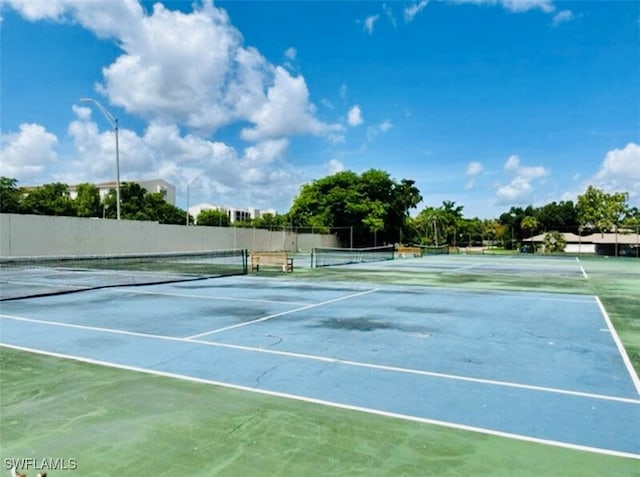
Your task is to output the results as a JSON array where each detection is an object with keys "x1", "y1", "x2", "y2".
[{"x1": 185, "y1": 288, "x2": 380, "y2": 339}]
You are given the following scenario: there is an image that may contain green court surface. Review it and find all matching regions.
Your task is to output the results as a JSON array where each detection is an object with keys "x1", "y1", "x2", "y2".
[{"x1": 1, "y1": 253, "x2": 639, "y2": 475}]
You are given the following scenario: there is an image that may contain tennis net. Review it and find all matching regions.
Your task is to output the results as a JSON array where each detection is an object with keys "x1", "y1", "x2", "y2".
[
  {"x1": 311, "y1": 245, "x2": 395, "y2": 267},
  {"x1": 0, "y1": 249, "x2": 248, "y2": 301},
  {"x1": 415, "y1": 244, "x2": 450, "y2": 255}
]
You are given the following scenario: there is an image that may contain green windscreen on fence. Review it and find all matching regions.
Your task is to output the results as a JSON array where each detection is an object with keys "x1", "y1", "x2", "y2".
[
  {"x1": 311, "y1": 245, "x2": 395, "y2": 267},
  {"x1": 0, "y1": 249, "x2": 248, "y2": 301}
]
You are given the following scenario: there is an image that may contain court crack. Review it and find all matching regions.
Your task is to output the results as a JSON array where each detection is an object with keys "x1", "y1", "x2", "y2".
[
  {"x1": 254, "y1": 364, "x2": 278, "y2": 388},
  {"x1": 267, "y1": 334, "x2": 283, "y2": 346}
]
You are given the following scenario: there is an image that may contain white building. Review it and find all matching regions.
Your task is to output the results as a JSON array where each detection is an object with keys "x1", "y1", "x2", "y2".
[
  {"x1": 189, "y1": 203, "x2": 272, "y2": 224},
  {"x1": 525, "y1": 231, "x2": 640, "y2": 256},
  {"x1": 68, "y1": 178, "x2": 176, "y2": 205}
]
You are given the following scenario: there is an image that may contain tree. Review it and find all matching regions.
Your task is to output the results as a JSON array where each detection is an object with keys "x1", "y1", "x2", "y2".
[
  {"x1": 142, "y1": 192, "x2": 186, "y2": 224},
  {"x1": 74, "y1": 183, "x2": 101, "y2": 217},
  {"x1": 543, "y1": 231, "x2": 566, "y2": 253},
  {"x1": 577, "y1": 186, "x2": 629, "y2": 234},
  {"x1": 0, "y1": 177, "x2": 22, "y2": 213},
  {"x1": 21, "y1": 182, "x2": 75, "y2": 216},
  {"x1": 101, "y1": 182, "x2": 186, "y2": 223},
  {"x1": 536, "y1": 201, "x2": 578, "y2": 233},
  {"x1": 521, "y1": 216, "x2": 540, "y2": 252},
  {"x1": 414, "y1": 206, "x2": 439, "y2": 245},
  {"x1": 499, "y1": 207, "x2": 525, "y2": 248},
  {"x1": 288, "y1": 169, "x2": 421, "y2": 246},
  {"x1": 482, "y1": 219, "x2": 505, "y2": 248},
  {"x1": 118, "y1": 182, "x2": 148, "y2": 219},
  {"x1": 253, "y1": 213, "x2": 288, "y2": 229},
  {"x1": 197, "y1": 209, "x2": 230, "y2": 227},
  {"x1": 414, "y1": 201, "x2": 466, "y2": 246}
]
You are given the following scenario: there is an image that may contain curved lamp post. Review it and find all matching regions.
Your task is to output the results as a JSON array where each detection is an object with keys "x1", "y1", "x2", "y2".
[{"x1": 80, "y1": 98, "x2": 121, "y2": 220}]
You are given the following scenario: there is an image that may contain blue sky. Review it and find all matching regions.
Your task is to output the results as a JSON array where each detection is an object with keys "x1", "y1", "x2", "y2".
[{"x1": 1, "y1": 0, "x2": 638, "y2": 219}]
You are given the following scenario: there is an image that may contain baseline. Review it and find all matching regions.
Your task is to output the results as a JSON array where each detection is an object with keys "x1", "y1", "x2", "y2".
[{"x1": 2, "y1": 342, "x2": 638, "y2": 461}]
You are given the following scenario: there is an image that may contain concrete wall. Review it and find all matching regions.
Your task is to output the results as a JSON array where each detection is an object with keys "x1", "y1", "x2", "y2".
[
  {"x1": 0, "y1": 214, "x2": 337, "y2": 257},
  {"x1": 565, "y1": 243, "x2": 596, "y2": 254}
]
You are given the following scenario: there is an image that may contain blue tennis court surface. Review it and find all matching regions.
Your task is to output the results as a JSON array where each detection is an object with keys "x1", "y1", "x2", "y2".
[{"x1": 1, "y1": 275, "x2": 638, "y2": 458}]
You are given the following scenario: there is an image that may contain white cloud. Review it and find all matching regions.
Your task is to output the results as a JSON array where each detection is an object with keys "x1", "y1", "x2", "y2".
[
  {"x1": 284, "y1": 47, "x2": 297, "y2": 60},
  {"x1": 339, "y1": 83, "x2": 348, "y2": 99},
  {"x1": 382, "y1": 3, "x2": 397, "y2": 27},
  {"x1": 504, "y1": 154, "x2": 548, "y2": 179},
  {"x1": 366, "y1": 120, "x2": 393, "y2": 141},
  {"x1": 592, "y1": 143, "x2": 640, "y2": 200},
  {"x1": 496, "y1": 178, "x2": 534, "y2": 202},
  {"x1": 347, "y1": 105, "x2": 364, "y2": 126},
  {"x1": 496, "y1": 154, "x2": 549, "y2": 204},
  {"x1": 552, "y1": 9, "x2": 573, "y2": 25},
  {"x1": 363, "y1": 14, "x2": 379, "y2": 34},
  {"x1": 450, "y1": 0, "x2": 555, "y2": 14},
  {"x1": 8, "y1": 0, "x2": 337, "y2": 143},
  {"x1": 241, "y1": 67, "x2": 339, "y2": 141},
  {"x1": 0, "y1": 123, "x2": 58, "y2": 180},
  {"x1": 379, "y1": 119, "x2": 393, "y2": 132},
  {"x1": 404, "y1": 0, "x2": 429, "y2": 23},
  {"x1": 326, "y1": 159, "x2": 345, "y2": 175},
  {"x1": 63, "y1": 107, "x2": 304, "y2": 208},
  {"x1": 321, "y1": 98, "x2": 334, "y2": 109},
  {"x1": 2, "y1": 0, "x2": 69, "y2": 20},
  {"x1": 464, "y1": 162, "x2": 482, "y2": 190},
  {"x1": 500, "y1": 0, "x2": 555, "y2": 13},
  {"x1": 465, "y1": 161, "x2": 483, "y2": 176}
]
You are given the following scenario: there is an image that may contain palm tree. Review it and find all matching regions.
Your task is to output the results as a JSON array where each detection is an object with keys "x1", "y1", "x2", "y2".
[{"x1": 521, "y1": 216, "x2": 540, "y2": 253}]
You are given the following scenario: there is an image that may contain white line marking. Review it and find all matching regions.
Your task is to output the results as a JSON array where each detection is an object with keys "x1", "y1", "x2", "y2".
[
  {"x1": 575, "y1": 257, "x2": 588, "y2": 279},
  {"x1": 1, "y1": 280, "x2": 82, "y2": 289},
  {"x1": 451, "y1": 264, "x2": 479, "y2": 272},
  {"x1": 0, "y1": 313, "x2": 183, "y2": 342},
  {"x1": 1, "y1": 343, "x2": 638, "y2": 460},
  {"x1": 2, "y1": 312, "x2": 638, "y2": 405},
  {"x1": 185, "y1": 288, "x2": 380, "y2": 339},
  {"x1": 580, "y1": 265, "x2": 588, "y2": 279},
  {"x1": 108, "y1": 288, "x2": 312, "y2": 306},
  {"x1": 595, "y1": 296, "x2": 640, "y2": 395}
]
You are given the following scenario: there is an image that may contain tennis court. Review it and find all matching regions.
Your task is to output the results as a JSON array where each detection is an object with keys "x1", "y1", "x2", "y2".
[{"x1": 2, "y1": 259, "x2": 639, "y2": 464}]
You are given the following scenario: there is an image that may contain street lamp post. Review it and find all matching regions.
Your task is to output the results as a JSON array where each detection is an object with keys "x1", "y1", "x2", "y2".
[
  {"x1": 186, "y1": 173, "x2": 204, "y2": 226},
  {"x1": 80, "y1": 98, "x2": 121, "y2": 220}
]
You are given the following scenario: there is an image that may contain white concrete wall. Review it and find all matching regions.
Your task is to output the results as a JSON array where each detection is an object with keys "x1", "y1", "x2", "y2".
[
  {"x1": 565, "y1": 243, "x2": 596, "y2": 254},
  {"x1": 0, "y1": 214, "x2": 337, "y2": 257}
]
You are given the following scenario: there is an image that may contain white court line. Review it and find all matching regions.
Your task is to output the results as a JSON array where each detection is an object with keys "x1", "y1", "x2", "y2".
[
  {"x1": 595, "y1": 296, "x2": 640, "y2": 395},
  {"x1": 1, "y1": 312, "x2": 638, "y2": 405},
  {"x1": 580, "y1": 266, "x2": 588, "y2": 279},
  {"x1": 186, "y1": 288, "x2": 380, "y2": 339},
  {"x1": 451, "y1": 264, "x2": 479, "y2": 272},
  {"x1": 1, "y1": 342, "x2": 638, "y2": 461},
  {"x1": 109, "y1": 288, "x2": 312, "y2": 306},
  {"x1": 576, "y1": 257, "x2": 589, "y2": 279}
]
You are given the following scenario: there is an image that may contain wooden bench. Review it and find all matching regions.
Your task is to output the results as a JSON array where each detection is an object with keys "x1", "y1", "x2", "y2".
[
  {"x1": 395, "y1": 246, "x2": 422, "y2": 258},
  {"x1": 250, "y1": 252, "x2": 294, "y2": 273}
]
